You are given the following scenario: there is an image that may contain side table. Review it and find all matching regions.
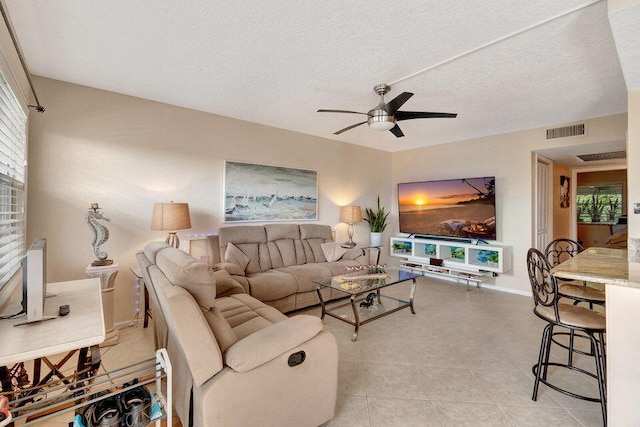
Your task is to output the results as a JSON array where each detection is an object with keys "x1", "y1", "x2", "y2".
[
  {"x1": 130, "y1": 267, "x2": 152, "y2": 328},
  {"x1": 361, "y1": 245, "x2": 384, "y2": 265},
  {"x1": 86, "y1": 263, "x2": 119, "y2": 346}
]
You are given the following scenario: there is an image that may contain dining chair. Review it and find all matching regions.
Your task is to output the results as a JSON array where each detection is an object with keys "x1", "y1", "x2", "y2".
[
  {"x1": 527, "y1": 248, "x2": 607, "y2": 426},
  {"x1": 544, "y1": 238, "x2": 605, "y2": 307}
]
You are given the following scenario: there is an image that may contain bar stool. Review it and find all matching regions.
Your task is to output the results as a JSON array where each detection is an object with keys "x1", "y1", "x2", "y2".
[
  {"x1": 545, "y1": 239, "x2": 606, "y2": 366},
  {"x1": 544, "y1": 238, "x2": 606, "y2": 307},
  {"x1": 527, "y1": 248, "x2": 607, "y2": 426}
]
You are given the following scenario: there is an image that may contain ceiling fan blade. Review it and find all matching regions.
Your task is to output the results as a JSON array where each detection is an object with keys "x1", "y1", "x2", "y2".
[
  {"x1": 396, "y1": 111, "x2": 458, "y2": 121},
  {"x1": 389, "y1": 124, "x2": 404, "y2": 138},
  {"x1": 317, "y1": 109, "x2": 369, "y2": 115},
  {"x1": 334, "y1": 121, "x2": 367, "y2": 135},
  {"x1": 385, "y1": 92, "x2": 413, "y2": 114}
]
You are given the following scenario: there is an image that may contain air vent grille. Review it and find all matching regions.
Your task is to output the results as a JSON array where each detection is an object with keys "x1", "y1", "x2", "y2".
[
  {"x1": 546, "y1": 123, "x2": 585, "y2": 139},
  {"x1": 576, "y1": 151, "x2": 626, "y2": 162}
]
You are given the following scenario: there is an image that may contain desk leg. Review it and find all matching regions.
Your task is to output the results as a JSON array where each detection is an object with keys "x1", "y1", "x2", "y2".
[{"x1": 350, "y1": 296, "x2": 360, "y2": 342}]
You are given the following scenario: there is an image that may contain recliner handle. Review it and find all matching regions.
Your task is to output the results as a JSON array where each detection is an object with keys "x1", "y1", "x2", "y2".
[{"x1": 288, "y1": 351, "x2": 306, "y2": 367}]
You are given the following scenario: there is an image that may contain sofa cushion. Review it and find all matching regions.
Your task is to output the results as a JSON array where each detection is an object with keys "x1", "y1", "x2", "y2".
[
  {"x1": 203, "y1": 307, "x2": 238, "y2": 353},
  {"x1": 321, "y1": 242, "x2": 348, "y2": 262},
  {"x1": 277, "y1": 264, "x2": 333, "y2": 293},
  {"x1": 265, "y1": 223, "x2": 300, "y2": 241},
  {"x1": 144, "y1": 241, "x2": 171, "y2": 263},
  {"x1": 245, "y1": 270, "x2": 299, "y2": 302},
  {"x1": 156, "y1": 247, "x2": 217, "y2": 311},
  {"x1": 225, "y1": 242, "x2": 251, "y2": 272},
  {"x1": 216, "y1": 293, "x2": 285, "y2": 341}
]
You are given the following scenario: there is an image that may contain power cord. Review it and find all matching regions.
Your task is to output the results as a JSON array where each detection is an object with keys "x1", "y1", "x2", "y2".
[{"x1": 0, "y1": 309, "x2": 25, "y2": 320}]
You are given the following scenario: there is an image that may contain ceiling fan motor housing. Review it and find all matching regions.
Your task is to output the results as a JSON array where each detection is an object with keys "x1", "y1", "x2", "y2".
[{"x1": 368, "y1": 107, "x2": 395, "y2": 131}]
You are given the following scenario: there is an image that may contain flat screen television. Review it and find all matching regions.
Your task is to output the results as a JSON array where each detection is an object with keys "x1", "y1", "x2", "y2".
[{"x1": 398, "y1": 176, "x2": 497, "y2": 241}]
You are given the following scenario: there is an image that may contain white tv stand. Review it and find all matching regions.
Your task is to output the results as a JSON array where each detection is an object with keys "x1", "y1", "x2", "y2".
[{"x1": 390, "y1": 236, "x2": 512, "y2": 290}]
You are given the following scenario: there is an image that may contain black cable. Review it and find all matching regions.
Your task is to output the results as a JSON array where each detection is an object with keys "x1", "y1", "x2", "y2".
[{"x1": 0, "y1": 309, "x2": 25, "y2": 320}]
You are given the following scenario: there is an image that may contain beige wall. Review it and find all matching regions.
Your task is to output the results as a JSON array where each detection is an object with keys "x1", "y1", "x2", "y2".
[
  {"x1": 23, "y1": 76, "x2": 632, "y2": 314},
  {"x1": 391, "y1": 114, "x2": 628, "y2": 294},
  {"x1": 27, "y1": 77, "x2": 391, "y2": 324},
  {"x1": 552, "y1": 163, "x2": 572, "y2": 239}
]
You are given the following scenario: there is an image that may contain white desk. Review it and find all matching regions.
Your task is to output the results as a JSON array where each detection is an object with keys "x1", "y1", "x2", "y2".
[{"x1": 0, "y1": 278, "x2": 105, "y2": 366}]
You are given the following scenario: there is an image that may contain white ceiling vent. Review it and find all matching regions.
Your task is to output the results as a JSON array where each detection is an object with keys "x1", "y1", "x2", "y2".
[
  {"x1": 546, "y1": 123, "x2": 586, "y2": 140},
  {"x1": 576, "y1": 151, "x2": 626, "y2": 162}
]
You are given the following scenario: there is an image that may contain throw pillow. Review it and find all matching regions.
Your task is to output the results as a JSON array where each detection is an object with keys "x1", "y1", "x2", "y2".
[
  {"x1": 321, "y1": 242, "x2": 348, "y2": 262},
  {"x1": 225, "y1": 242, "x2": 251, "y2": 272}
]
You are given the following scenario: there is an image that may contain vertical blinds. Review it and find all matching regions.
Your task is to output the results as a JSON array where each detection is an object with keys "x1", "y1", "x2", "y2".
[{"x1": 0, "y1": 70, "x2": 26, "y2": 291}]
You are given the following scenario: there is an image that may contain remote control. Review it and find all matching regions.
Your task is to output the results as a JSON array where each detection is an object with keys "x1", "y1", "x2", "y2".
[{"x1": 58, "y1": 305, "x2": 70, "y2": 316}]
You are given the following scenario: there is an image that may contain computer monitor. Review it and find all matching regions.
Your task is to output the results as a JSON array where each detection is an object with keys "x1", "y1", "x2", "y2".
[{"x1": 16, "y1": 238, "x2": 55, "y2": 325}]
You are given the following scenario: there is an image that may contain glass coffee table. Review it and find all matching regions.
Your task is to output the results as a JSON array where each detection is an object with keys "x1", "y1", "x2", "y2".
[{"x1": 314, "y1": 267, "x2": 420, "y2": 341}]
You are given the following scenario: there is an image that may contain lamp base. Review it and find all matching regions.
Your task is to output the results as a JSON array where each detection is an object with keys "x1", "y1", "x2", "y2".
[
  {"x1": 341, "y1": 241, "x2": 357, "y2": 248},
  {"x1": 166, "y1": 232, "x2": 180, "y2": 248}
]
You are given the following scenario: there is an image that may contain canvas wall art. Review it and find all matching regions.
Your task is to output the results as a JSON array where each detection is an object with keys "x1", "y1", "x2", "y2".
[
  {"x1": 560, "y1": 175, "x2": 570, "y2": 208},
  {"x1": 224, "y1": 161, "x2": 318, "y2": 222}
]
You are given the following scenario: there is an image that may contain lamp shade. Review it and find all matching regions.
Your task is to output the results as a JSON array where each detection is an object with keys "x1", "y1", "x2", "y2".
[
  {"x1": 151, "y1": 202, "x2": 192, "y2": 231},
  {"x1": 340, "y1": 206, "x2": 362, "y2": 224}
]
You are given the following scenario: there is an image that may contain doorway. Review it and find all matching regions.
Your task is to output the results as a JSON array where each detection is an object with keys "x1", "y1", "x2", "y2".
[{"x1": 534, "y1": 154, "x2": 552, "y2": 251}]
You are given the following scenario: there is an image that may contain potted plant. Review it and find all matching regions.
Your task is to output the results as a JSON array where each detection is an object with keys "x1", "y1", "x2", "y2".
[{"x1": 364, "y1": 195, "x2": 390, "y2": 246}]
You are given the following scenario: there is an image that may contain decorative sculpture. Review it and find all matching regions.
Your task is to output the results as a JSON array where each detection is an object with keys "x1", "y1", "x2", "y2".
[{"x1": 86, "y1": 203, "x2": 113, "y2": 266}]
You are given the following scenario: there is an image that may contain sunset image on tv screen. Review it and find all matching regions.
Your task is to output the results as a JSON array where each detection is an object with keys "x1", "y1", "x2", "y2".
[{"x1": 398, "y1": 177, "x2": 496, "y2": 239}]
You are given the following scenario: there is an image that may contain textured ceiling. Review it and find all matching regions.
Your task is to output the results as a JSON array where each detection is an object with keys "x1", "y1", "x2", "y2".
[{"x1": 5, "y1": 0, "x2": 631, "y2": 152}]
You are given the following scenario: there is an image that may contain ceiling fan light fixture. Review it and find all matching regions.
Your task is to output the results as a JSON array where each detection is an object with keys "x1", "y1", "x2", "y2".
[{"x1": 367, "y1": 110, "x2": 395, "y2": 131}]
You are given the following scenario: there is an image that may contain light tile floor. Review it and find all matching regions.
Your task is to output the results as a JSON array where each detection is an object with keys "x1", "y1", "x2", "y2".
[{"x1": 23, "y1": 277, "x2": 604, "y2": 426}]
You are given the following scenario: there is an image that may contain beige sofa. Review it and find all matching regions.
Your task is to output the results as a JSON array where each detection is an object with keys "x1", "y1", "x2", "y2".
[
  {"x1": 214, "y1": 223, "x2": 371, "y2": 312},
  {"x1": 137, "y1": 242, "x2": 338, "y2": 427}
]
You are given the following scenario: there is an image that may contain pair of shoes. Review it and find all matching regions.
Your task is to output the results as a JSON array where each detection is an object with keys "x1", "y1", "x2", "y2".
[
  {"x1": 359, "y1": 292, "x2": 377, "y2": 308},
  {"x1": 0, "y1": 396, "x2": 12, "y2": 427},
  {"x1": 82, "y1": 383, "x2": 151, "y2": 427}
]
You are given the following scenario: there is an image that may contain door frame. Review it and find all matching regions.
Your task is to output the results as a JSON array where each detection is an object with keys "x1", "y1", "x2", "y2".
[{"x1": 533, "y1": 153, "x2": 553, "y2": 250}]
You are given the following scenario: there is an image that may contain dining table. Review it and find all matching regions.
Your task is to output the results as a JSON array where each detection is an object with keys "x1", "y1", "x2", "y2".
[{"x1": 551, "y1": 247, "x2": 640, "y2": 426}]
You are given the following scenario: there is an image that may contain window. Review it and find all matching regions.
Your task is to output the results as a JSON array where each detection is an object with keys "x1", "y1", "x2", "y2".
[
  {"x1": 0, "y1": 70, "x2": 26, "y2": 293},
  {"x1": 576, "y1": 183, "x2": 624, "y2": 224}
]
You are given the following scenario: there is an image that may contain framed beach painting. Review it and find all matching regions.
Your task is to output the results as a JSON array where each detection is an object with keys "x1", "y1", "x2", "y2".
[{"x1": 224, "y1": 161, "x2": 318, "y2": 222}]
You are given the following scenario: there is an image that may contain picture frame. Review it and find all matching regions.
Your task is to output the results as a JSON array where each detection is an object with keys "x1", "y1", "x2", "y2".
[
  {"x1": 224, "y1": 161, "x2": 318, "y2": 222},
  {"x1": 560, "y1": 176, "x2": 570, "y2": 208}
]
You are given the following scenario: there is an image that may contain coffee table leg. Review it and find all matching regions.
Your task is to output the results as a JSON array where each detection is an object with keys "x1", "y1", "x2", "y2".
[
  {"x1": 409, "y1": 278, "x2": 417, "y2": 314},
  {"x1": 350, "y1": 295, "x2": 360, "y2": 341},
  {"x1": 316, "y1": 287, "x2": 326, "y2": 319}
]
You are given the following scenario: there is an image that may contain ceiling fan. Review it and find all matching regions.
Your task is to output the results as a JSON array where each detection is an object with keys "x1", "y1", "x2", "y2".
[{"x1": 318, "y1": 84, "x2": 457, "y2": 138}]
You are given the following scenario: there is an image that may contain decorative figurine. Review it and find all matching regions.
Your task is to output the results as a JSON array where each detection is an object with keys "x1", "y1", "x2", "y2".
[{"x1": 86, "y1": 203, "x2": 113, "y2": 266}]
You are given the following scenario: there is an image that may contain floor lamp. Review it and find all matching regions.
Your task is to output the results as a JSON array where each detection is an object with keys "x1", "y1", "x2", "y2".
[{"x1": 151, "y1": 202, "x2": 192, "y2": 248}]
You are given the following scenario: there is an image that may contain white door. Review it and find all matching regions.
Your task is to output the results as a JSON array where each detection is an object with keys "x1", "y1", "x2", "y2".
[{"x1": 535, "y1": 156, "x2": 552, "y2": 251}]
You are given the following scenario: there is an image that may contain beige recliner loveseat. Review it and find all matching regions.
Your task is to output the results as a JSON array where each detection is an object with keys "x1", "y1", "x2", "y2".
[{"x1": 137, "y1": 242, "x2": 338, "y2": 427}]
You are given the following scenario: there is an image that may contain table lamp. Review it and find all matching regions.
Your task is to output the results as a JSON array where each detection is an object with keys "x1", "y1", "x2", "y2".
[
  {"x1": 151, "y1": 202, "x2": 192, "y2": 248},
  {"x1": 340, "y1": 206, "x2": 362, "y2": 248}
]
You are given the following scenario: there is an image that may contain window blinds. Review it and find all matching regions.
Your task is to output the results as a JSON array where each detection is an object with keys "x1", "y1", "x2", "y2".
[{"x1": 0, "y1": 70, "x2": 26, "y2": 292}]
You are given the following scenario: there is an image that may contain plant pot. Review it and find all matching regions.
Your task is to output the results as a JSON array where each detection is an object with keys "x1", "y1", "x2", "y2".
[{"x1": 370, "y1": 232, "x2": 383, "y2": 247}]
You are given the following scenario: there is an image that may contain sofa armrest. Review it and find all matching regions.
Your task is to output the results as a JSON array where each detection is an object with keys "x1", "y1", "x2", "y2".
[
  {"x1": 225, "y1": 315, "x2": 323, "y2": 372},
  {"x1": 213, "y1": 270, "x2": 246, "y2": 297},
  {"x1": 214, "y1": 261, "x2": 245, "y2": 276}
]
